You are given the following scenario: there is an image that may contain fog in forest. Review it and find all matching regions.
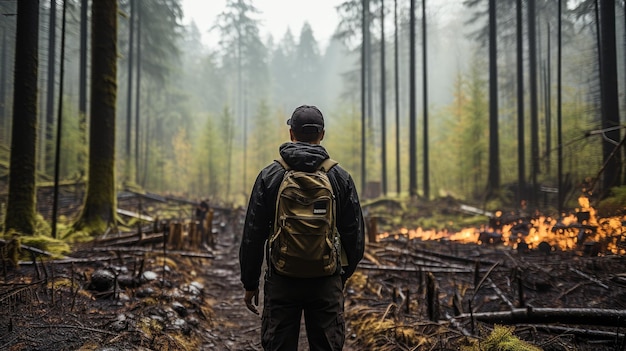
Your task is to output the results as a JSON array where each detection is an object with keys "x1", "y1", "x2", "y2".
[{"x1": 0, "y1": 0, "x2": 624, "y2": 209}]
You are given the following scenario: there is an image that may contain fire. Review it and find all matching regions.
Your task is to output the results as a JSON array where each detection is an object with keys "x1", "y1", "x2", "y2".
[{"x1": 376, "y1": 196, "x2": 625, "y2": 255}]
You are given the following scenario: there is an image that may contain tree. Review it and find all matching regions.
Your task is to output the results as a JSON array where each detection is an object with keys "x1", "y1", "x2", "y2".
[
  {"x1": 45, "y1": 0, "x2": 57, "y2": 175},
  {"x1": 295, "y1": 23, "x2": 322, "y2": 103},
  {"x1": 598, "y1": 0, "x2": 622, "y2": 193},
  {"x1": 393, "y1": 0, "x2": 401, "y2": 195},
  {"x1": 409, "y1": 0, "x2": 417, "y2": 197},
  {"x1": 487, "y1": 0, "x2": 500, "y2": 197},
  {"x1": 125, "y1": 0, "x2": 136, "y2": 181},
  {"x1": 5, "y1": 0, "x2": 39, "y2": 235},
  {"x1": 0, "y1": 1, "x2": 17, "y2": 145},
  {"x1": 0, "y1": 27, "x2": 7, "y2": 143},
  {"x1": 529, "y1": 0, "x2": 540, "y2": 204},
  {"x1": 516, "y1": 0, "x2": 526, "y2": 204},
  {"x1": 74, "y1": 0, "x2": 118, "y2": 234},
  {"x1": 78, "y1": 0, "x2": 88, "y2": 177},
  {"x1": 381, "y1": 0, "x2": 388, "y2": 196},
  {"x1": 422, "y1": 0, "x2": 429, "y2": 199},
  {"x1": 270, "y1": 29, "x2": 297, "y2": 109},
  {"x1": 464, "y1": 55, "x2": 489, "y2": 197},
  {"x1": 117, "y1": 0, "x2": 183, "y2": 186},
  {"x1": 213, "y1": 0, "x2": 267, "y2": 198}
]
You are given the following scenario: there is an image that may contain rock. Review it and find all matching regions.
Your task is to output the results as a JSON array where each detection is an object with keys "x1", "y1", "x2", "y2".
[
  {"x1": 171, "y1": 301, "x2": 188, "y2": 317},
  {"x1": 172, "y1": 318, "x2": 191, "y2": 335},
  {"x1": 89, "y1": 269, "x2": 115, "y2": 292},
  {"x1": 110, "y1": 315, "x2": 128, "y2": 332},
  {"x1": 142, "y1": 271, "x2": 158, "y2": 281},
  {"x1": 136, "y1": 287, "x2": 155, "y2": 298},
  {"x1": 117, "y1": 274, "x2": 141, "y2": 289}
]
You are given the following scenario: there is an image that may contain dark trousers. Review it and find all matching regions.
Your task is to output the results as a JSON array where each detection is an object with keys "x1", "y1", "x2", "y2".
[{"x1": 262, "y1": 271, "x2": 345, "y2": 351}]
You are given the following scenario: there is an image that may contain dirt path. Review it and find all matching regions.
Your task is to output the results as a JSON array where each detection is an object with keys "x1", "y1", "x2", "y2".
[
  {"x1": 199, "y1": 229, "x2": 264, "y2": 350},
  {"x1": 200, "y1": 224, "x2": 357, "y2": 350}
]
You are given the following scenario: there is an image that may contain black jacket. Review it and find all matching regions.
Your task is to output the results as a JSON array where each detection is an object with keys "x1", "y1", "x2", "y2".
[{"x1": 239, "y1": 142, "x2": 365, "y2": 291}]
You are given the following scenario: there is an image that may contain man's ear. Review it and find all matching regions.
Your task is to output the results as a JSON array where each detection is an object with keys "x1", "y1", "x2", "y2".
[
  {"x1": 289, "y1": 129, "x2": 295, "y2": 141},
  {"x1": 319, "y1": 130, "x2": 325, "y2": 141}
]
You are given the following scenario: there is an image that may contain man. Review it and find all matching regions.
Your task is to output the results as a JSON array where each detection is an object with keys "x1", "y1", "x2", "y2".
[{"x1": 239, "y1": 105, "x2": 365, "y2": 350}]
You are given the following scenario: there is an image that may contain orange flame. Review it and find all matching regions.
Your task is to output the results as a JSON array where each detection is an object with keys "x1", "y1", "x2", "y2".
[{"x1": 377, "y1": 196, "x2": 625, "y2": 255}]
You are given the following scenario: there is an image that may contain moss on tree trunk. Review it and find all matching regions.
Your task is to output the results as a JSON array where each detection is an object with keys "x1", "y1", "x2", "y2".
[
  {"x1": 5, "y1": 1, "x2": 40, "y2": 236},
  {"x1": 74, "y1": 0, "x2": 118, "y2": 235}
]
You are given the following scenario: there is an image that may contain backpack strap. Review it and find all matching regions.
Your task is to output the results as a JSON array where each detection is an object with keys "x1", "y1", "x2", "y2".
[
  {"x1": 318, "y1": 158, "x2": 338, "y2": 173},
  {"x1": 275, "y1": 157, "x2": 290, "y2": 171}
]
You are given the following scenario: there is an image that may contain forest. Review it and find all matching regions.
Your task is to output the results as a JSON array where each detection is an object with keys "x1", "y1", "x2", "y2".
[
  {"x1": 0, "y1": 0, "x2": 624, "y2": 229},
  {"x1": 0, "y1": 0, "x2": 625, "y2": 350}
]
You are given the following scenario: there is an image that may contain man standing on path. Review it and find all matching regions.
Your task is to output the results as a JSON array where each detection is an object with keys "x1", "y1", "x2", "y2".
[{"x1": 239, "y1": 105, "x2": 365, "y2": 350}]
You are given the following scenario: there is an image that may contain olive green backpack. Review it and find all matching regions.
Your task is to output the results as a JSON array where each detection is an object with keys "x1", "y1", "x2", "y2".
[{"x1": 269, "y1": 157, "x2": 341, "y2": 278}]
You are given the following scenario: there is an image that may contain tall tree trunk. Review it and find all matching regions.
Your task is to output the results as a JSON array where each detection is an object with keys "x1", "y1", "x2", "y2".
[
  {"x1": 381, "y1": 0, "x2": 387, "y2": 196},
  {"x1": 623, "y1": 0, "x2": 626, "y2": 186},
  {"x1": 529, "y1": 0, "x2": 539, "y2": 204},
  {"x1": 394, "y1": 0, "x2": 400, "y2": 195},
  {"x1": 78, "y1": 0, "x2": 88, "y2": 177},
  {"x1": 361, "y1": 0, "x2": 368, "y2": 193},
  {"x1": 125, "y1": 0, "x2": 135, "y2": 181},
  {"x1": 544, "y1": 22, "x2": 552, "y2": 174},
  {"x1": 599, "y1": 0, "x2": 622, "y2": 192},
  {"x1": 422, "y1": 0, "x2": 429, "y2": 200},
  {"x1": 45, "y1": 0, "x2": 57, "y2": 175},
  {"x1": 74, "y1": 0, "x2": 118, "y2": 234},
  {"x1": 51, "y1": 0, "x2": 67, "y2": 239},
  {"x1": 366, "y1": 2, "x2": 373, "y2": 133},
  {"x1": 487, "y1": 0, "x2": 500, "y2": 196},
  {"x1": 0, "y1": 28, "x2": 8, "y2": 144},
  {"x1": 516, "y1": 0, "x2": 526, "y2": 204},
  {"x1": 409, "y1": 0, "x2": 417, "y2": 198},
  {"x1": 237, "y1": 6, "x2": 243, "y2": 201},
  {"x1": 5, "y1": 0, "x2": 39, "y2": 235},
  {"x1": 0, "y1": 28, "x2": 5, "y2": 142},
  {"x1": 225, "y1": 107, "x2": 233, "y2": 202},
  {"x1": 557, "y1": 0, "x2": 563, "y2": 213},
  {"x1": 135, "y1": 2, "x2": 142, "y2": 185}
]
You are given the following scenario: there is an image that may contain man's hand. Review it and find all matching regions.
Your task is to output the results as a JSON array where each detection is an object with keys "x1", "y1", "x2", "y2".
[{"x1": 244, "y1": 289, "x2": 259, "y2": 315}]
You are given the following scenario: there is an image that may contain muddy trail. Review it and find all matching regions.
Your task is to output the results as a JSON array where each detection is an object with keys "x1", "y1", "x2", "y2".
[{"x1": 201, "y1": 221, "x2": 360, "y2": 351}]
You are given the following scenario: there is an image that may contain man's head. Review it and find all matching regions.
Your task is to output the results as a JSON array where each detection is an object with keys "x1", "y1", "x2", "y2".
[{"x1": 287, "y1": 105, "x2": 325, "y2": 143}]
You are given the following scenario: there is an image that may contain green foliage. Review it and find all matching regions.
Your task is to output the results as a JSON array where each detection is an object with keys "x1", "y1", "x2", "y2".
[
  {"x1": 248, "y1": 100, "x2": 278, "y2": 180},
  {"x1": 60, "y1": 98, "x2": 88, "y2": 180},
  {"x1": 323, "y1": 106, "x2": 362, "y2": 178},
  {"x1": 430, "y1": 53, "x2": 488, "y2": 202},
  {"x1": 461, "y1": 325, "x2": 542, "y2": 351},
  {"x1": 166, "y1": 127, "x2": 193, "y2": 193}
]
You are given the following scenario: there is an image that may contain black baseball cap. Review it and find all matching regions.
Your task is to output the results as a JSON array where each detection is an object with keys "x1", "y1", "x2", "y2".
[{"x1": 287, "y1": 105, "x2": 324, "y2": 134}]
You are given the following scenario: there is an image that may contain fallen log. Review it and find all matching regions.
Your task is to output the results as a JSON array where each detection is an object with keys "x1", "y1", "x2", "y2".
[
  {"x1": 518, "y1": 324, "x2": 625, "y2": 342},
  {"x1": 116, "y1": 208, "x2": 154, "y2": 222},
  {"x1": 358, "y1": 263, "x2": 498, "y2": 274},
  {"x1": 456, "y1": 307, "x2": 626, "y2": 327},
  {"x1": 91, "y1": 247, "x2": 214, "y2": 259},
  {"x1": 93, "y1": 233, "x2": 164, "y2": 247},
  {"x1": 487, "y1": 278, "x2": 515, "y2": 310},
  {"x1": 410, "y1": 245, "x2": 498, "y2": 266},
  {"x1": 382, "y1": 246, "x2": 479, "y2": 270},
  {"x1": 0, "y1": 239, "x2": 54, "y2": 257},
  {"x1": 93, "y1": 231, "x2": 150, "y2": 244},
  {"x1": 570, "y1": 268, "x2": 609, "y2": 289}
]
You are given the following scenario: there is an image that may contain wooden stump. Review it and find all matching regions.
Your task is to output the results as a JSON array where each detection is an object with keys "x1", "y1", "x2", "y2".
[{"x1": 169, "y1": 221, "x2": 184, "y2": 250}]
